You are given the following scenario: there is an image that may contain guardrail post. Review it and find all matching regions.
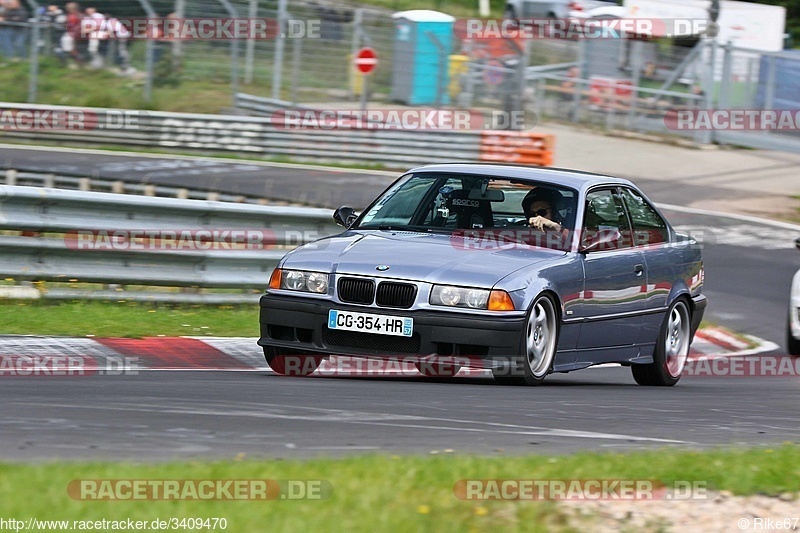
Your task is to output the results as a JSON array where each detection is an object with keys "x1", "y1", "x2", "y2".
[
  {"x1": 244, "y1": 0, "x2": 257, "y2": 85},
  {"x1": 28, "y1": 19, "x2": 40, "y2": 103},
  {"x1": 44, "y1": 174, "x2": 55, "y2": 188},
  {"x1": 627, "y1": 40, "x2": 643, "y2": 130},
  {"x1": 290, "y1": 33, "x2": 303, "y2": 105},
  {"x1": 112, "y1": 181, "x2": 125, "y2": 194},
  {"x1": 718, "y1": 41, "x2": 733, "y2": 110},
  {"x1": 78, "y1": 178, "x2": 91, "y2": 191},
  {"x1": 5, "y1": 170, "x2": 18, "y2": 186},
  {"x1": 272, "y1": 0, "x2": 288, "y2": 99},
  {"x1": 698, "y1": 40, "x2": 717, "y2": 145}
]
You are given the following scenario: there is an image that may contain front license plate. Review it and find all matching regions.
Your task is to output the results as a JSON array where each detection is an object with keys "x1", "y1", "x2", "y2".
[{"x1": 328, "y1": 310, "x2": 413, "y2": 337}]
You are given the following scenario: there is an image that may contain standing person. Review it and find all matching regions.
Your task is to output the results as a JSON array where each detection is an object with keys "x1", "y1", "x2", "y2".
[
  {"x1": 0, "y1": 0, "x2": 8, "y2": 61},
  {"x1": 62, "y1": 2, "x2": 84, "y2": 67},
  {"x1": 106, "y1": 14, "x2": 132, "y2": 74},
  {"x1": 83, "y1": 7, "x2": 107, "y2": 68},
  {"x1": 1, "y1": 0, "x2": 28, "y2": 60},
  {"x1": 37, "y1": 5, "x2": 66, "y2": 58}
]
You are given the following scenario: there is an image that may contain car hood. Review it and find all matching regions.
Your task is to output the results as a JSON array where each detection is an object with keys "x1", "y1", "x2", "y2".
[{"x1": 280, "y1": 230, "x2": 566, "y2": 287}]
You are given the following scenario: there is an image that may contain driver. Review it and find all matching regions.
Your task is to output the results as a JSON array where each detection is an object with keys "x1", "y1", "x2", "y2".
[{"x1": 522, "y1": 188, "x2": 564, "y2": 233}]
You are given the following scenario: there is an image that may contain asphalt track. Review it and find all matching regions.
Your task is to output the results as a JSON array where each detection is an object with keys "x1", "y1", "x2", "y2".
[
  {"x1": 0, "y1": 144, "x2": 757, "y2": 209},
  {"x1": 1, "y1": 146, "x2": 799, "y2": 460}
]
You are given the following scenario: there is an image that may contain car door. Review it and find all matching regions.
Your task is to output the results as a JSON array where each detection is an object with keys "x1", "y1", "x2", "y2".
[
  {"x1": 619, "y1": 186, "x2": 674, "y2": 344},
  {"x1": 576, "y1": 188, "x2": 647, "y2": 358}
]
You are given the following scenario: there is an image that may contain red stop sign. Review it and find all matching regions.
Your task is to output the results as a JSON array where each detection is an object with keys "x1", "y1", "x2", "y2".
[{"x1": 355, "y1": 47, "x2": 378, "y2": 75}]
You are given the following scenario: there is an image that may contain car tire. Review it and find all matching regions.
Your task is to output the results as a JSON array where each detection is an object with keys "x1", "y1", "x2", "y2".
[
  {"x1": 493, "y1": 294, "x2": 559, "y2": 386},
  {"x1": 788, "y1": 313, "x2": 800, "y2": 356},
  {"x1": 415, "y1": 360, "x2": 461, "y2": 377},
  {"x1": 264, "y1": 347, "x2": 322, "y2": 376},
  {"x1": 632, "y1": 299, "x2": 691, "y2": 386}
]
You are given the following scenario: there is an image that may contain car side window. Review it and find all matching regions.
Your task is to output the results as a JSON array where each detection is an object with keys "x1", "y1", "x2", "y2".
[
  {"x1": 620, "y1": 188, "x2": 669, "y2": 246},
  {"x1": 582, "y1": 189, "x2": 632, "y2": 250}
]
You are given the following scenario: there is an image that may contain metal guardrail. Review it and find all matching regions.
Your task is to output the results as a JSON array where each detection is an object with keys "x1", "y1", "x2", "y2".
[
  {"x1": 0, "y1": 169, "x2": 281, "y2": 205},
  {"x1": 0, "y1": 102, "x2": 484, "y2": 167},
  {"x1": 0, "y1": 185, "x2": 342, "y2": 303}
]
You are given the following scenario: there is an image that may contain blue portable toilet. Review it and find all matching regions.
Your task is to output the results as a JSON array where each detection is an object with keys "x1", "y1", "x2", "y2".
[
  {"x1": 756, "y1": 51, "x2": 800, "y2": 110},
  {"x1": 390, "y1": 10, "x2": 455, "y2": 105}
]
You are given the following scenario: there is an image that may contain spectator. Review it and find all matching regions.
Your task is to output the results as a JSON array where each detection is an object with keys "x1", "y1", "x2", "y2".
[
  {"x1": 83, "y1": 7, "x2": 108, "y2": 68},
  {"x1": 106, "y1": 15, "x2": 132, "y2": 74},
  {"x1": 37, "y1": 5, "x2": 66, "y2": 57},
  {"x1": 62, "y1": 2, "x2": 85, "y2": 67},
  {"x1": 0, "y1": 0, "x2": 28, "y2": 60},
  {"x1": 559, "y1": 66, "x2": 579, "y2": 102},
  {"x1": 0, "y1": 0, "x2": 7, "y2": 61}
]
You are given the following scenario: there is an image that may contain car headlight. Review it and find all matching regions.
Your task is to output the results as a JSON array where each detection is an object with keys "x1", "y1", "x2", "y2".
[
  {"x1": 430, "y1": 285, "x2": 514, "y2": 311},
  {"x1": 269, "y1": 269, "x2": 329, "y2": 294}
]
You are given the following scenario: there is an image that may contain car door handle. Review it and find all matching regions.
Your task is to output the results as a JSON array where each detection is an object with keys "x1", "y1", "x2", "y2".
[{"x1": 634, "y1": 264, "x2": 644, "y2": 276}]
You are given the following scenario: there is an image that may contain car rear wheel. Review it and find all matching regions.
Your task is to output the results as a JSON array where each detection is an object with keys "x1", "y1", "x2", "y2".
[
  {"x1": 264, "y1": 347, "x2": 322, "y2": 376},
  {"x1": 493, "y1": 295, "x2": 558, "y2": 386},
  {"x1": 632, "y1": 299, "x2": 691, "y2": 386},
  {"x1": 788, "y1": 313, "x2": 800, "y2": 356}
]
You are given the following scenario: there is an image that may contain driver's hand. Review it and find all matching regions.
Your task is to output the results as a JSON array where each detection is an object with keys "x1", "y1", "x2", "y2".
[{"x1": 528, "y1": 216, "x2": 560, "y2": 231}]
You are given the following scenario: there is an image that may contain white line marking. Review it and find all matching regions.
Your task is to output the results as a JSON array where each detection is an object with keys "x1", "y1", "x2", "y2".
[
  {"x1": 18, "y1": 402, "x2": 687, "y2": 444},
  {"x1": 657, "y1": 202, "x2": 800, "y2": 230}
]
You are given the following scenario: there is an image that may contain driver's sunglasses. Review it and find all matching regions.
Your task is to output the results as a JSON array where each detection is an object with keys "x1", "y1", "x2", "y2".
[{"x1": 529, "y1": 208, "x2": 551, "y2": 217}]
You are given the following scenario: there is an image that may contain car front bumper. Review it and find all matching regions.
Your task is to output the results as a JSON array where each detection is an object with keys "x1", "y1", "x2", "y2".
[{"x1": 258, "y1": 293, "x2": 526, "y2": 362}]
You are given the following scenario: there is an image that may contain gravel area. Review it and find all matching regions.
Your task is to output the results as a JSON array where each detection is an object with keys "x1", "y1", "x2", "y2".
[{"x1": 562, "y1": 491, "x2": 799, "y2": 532}]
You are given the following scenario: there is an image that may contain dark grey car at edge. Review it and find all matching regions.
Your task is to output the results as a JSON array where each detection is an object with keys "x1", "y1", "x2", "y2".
[{"x1": 258, "y1": 164, "x2": 707, "y2": 386}]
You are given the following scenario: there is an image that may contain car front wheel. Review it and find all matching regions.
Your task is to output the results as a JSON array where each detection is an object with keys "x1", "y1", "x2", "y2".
[
  {"x1": 632, "y1": 299, "x2": 691, "y2": 386},
  {"x1": 493, "y1": 295, "x2": 558, "y2": 386},
  {"x1": 264, "y1": 347, "x2": 322, "y2": 376}
]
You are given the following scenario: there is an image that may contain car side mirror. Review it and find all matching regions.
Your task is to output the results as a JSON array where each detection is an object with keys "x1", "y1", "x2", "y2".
[
  {"x1": 333, "y1": 206, "x2": 358, "y2": 228},
  {"x1": 580, "y1": 229, "x2": 622, "y2": 253}
]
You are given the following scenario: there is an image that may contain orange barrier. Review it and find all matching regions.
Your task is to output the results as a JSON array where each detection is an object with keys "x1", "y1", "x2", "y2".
[{"x1": 479, "y1": 131, "x2": 555, "y2": 166}]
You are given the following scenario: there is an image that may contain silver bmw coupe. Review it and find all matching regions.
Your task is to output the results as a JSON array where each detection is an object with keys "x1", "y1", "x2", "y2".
[{"x1": 259, "y1": 164, "x2": 706, "y2": 386}]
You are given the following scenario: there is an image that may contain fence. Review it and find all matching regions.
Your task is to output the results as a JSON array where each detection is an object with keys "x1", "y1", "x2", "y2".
[
  {"x1": 3, "y1": 3, "x2": 799, "y2": 153},
  {"x1": 0, "y1": 184, "x2": 341, "y2": 303},
  {"x1": 0, "y1": 102, "x2": 555, "y2": 167}
]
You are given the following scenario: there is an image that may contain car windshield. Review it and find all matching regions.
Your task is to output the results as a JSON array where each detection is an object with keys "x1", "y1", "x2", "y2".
[{"x1": 355, "y1": 172, "x2": 578, "y2": 251}]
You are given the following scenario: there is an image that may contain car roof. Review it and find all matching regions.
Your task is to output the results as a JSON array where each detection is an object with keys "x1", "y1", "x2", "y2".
[{"x1": 405, "y1": 163, "x2": 635, "y2": 192}]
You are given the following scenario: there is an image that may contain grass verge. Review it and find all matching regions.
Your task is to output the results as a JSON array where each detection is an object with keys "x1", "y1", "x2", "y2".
[
  {"x1": 0, "y1": 445, "x2": 798, "y2": 532},
  {"x1": 0, "y1": 300, "x2": 257, "y2": 338}
]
